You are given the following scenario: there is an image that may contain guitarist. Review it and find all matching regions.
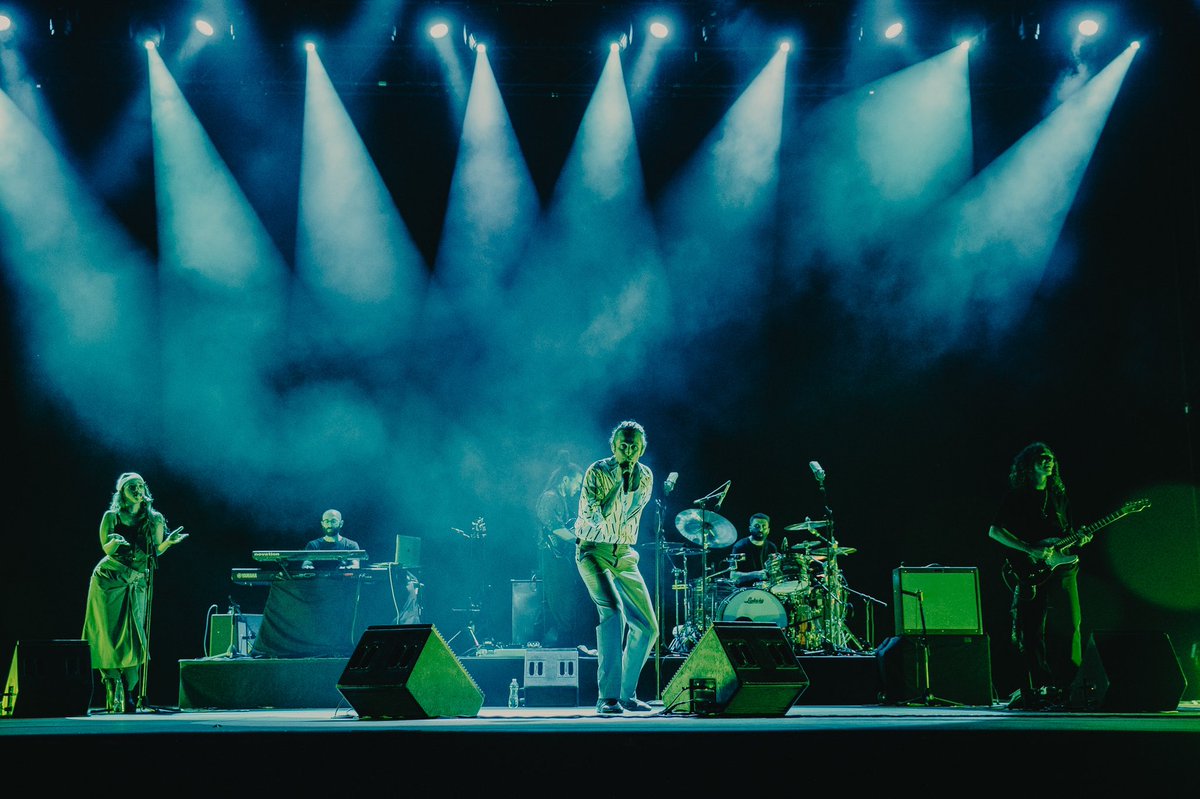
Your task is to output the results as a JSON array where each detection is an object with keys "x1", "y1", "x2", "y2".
[
  {"x1": 534, "y1": 457, "x2": 588, "y2": 648},
  {"x1": 988, "y1": 442, "x2": 1091, "y2": 709}
]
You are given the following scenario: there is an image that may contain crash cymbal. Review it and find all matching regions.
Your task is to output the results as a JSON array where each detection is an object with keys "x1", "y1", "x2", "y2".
[
  {"x1": 674, "y1": 508, "x2": 737, "y2": 548},
  {"x1": 808, "y1": 546, "x2": 856, "y2": 557},
  {"x1": 786, "y1": 541, "x2": 823, "y2": 551},
  {"x1": 784, "y1": 519, "x2": 833, "y2": 532}
]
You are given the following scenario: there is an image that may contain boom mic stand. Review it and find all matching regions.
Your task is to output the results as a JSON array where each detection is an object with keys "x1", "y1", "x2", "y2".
[{"x1": 900, "y1": 589, "x2": 960, "y2": 707}]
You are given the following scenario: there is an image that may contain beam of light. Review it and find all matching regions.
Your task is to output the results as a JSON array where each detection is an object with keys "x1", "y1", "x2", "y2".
[
  {"x1": 0, "y1": 88, "x2": 162, "y2": 450},
  {"x1": 896, "y1": 44, "x2": 1139, "y2": 354},
  {"x1": 778, "y1": 45, "x2": 973, "y2": 280},
  {"x1": 195, "y1": 19, "x2": 215, "y2": 37},
  {"x1": 499, "y1": 43, "x2": 670, "y2": 423},
  {"x1": 429, "y1": 18, "x2": 470, "y2": 111},
  {"x1": 296, "y1": 45, "x2": 427, "y2": 346},
  {"x1": 629, "y1": 13, "x2": 673, "y2": 108},
  {"x1": 429, "y1": 22, "x2": 449, "y2": 39},
  {"x1": 428, "y1": 45, "x2": 538, "y2": 317},
  {"x1": 656, "y1": 48, "x2": 788, "y2": 341},
  {"x1": 147, "y1": 45, "x2": 295, "y2": 501}
]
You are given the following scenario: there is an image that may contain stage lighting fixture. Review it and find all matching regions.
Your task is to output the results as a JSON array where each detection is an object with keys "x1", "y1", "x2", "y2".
[
  {"x1": 1077, "y1": 18, "x2": 1099, "y2": 37},
  {"x1": 194, "y1": 19, "x2": 215, "y2": 37},
  {"x1": 428, "y1": 21, "x2": 449, "y2": 39},
  {"x1": 130, "y1": 16, "x2": 164, "y2": 49},
  {"x1": 605, "y1": 20, "x2": 633, "y2": 51},
  {"x1": 0, "y1": 14, "x2": 12, "y2": 33},
  {"x1": 779, "y1": 40, "x2": 791, "y2": 52},
  {"x1": 648, "y1": 20, "x2": 669, "y2": 40},
  {"x1": 884, "y1": 21, "x2": 903, "y2": 40},
  {"x1": 304, "y1": 41, "x2": 316, "y2": 52},
  {"x1": 462, "y1": 24, "x2": 485, "y2": 51}
]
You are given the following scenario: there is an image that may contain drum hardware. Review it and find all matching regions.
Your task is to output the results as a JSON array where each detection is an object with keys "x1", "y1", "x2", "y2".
[
  {"x1": 783, "y1": 518, "x2": 833, "y2": 532},
  {"x1": 674, "y1": 508, "x2": 737, "y2": 548}
]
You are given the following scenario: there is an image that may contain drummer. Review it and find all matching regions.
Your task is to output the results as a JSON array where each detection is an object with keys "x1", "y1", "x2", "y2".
[{"x1": 730, "y1": 513, "x2": 778, "y2": 587}]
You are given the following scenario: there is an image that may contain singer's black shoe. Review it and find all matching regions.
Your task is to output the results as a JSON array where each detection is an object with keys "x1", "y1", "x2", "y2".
[
  {"x1": 619, "y1": 698, "x2": 653, "y2": 712},
  {"x1": 596, "y1": 698, "x2": 623, "y2": 714}
]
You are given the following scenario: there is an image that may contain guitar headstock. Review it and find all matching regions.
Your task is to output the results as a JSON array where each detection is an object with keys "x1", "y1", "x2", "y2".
[{"x1": 1123, "y1": 498, "x2": 1151, "y2": 514}]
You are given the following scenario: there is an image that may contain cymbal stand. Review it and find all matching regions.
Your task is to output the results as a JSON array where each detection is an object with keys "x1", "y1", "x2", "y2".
[{"x1": 653, "y1": 496, "x2": 666, "y2": 699}]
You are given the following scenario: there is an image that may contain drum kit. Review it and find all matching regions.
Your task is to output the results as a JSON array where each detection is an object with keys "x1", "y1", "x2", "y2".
[{"x1": 665, "y1": 513, "x2": 866, "y2": 655}]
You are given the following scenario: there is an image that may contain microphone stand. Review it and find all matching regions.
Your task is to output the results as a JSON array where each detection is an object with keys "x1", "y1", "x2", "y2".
[
  {"x1": 653, "y1": 496, "x2": 665, "y2": 701},
  {"x1": 901, "y1": 589, "x2": 960, "y2": 707}
]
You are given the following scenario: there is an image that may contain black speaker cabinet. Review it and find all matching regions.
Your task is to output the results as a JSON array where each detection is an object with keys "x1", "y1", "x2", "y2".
[
  {"x1": 337, "y1": 625, "x2": 484, "y2": 719},
  {"x1": 2, "y1": 639, "x2": 93, "y2": 718},
  {"x1": 511, "y1": 579, "x2": 542, "y2": 646},
  {"x1": 662, "y1": 622, "x2": 808, "y2": 716},
  {"x1": 1069, "y1": 630, "x2": 1187, "y2": 712},
  {"x1": 877, "y1": 634, "x2": 994, "y2": 706},
  {"x1": 892, "y1": 567, "x2": 983, "y2": 635}
]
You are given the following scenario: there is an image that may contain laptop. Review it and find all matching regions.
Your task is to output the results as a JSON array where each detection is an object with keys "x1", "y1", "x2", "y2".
[{"x1": 393, "y1": 535, "x2": 421, "y2": 568}]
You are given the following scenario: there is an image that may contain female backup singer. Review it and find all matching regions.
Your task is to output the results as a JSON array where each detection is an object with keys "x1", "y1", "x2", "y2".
[{"x1": 81, "y1": 472, "x2": 188, "y2": 713}]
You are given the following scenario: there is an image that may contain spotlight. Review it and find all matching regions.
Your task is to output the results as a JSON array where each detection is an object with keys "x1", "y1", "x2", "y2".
[
  {"x1": 304, "y1": 41, "x2": 316, "y2": 52},
  {"x1": 463, "y1": 24, "x2": 485, "y2": 51},
  {"x1": 0, "y1": 14, "x2": 12, "y2": 33},
  {"x1": 194, "y1": 19, "x2": 215, "y2": 37},
  {"x1": 1130, "y1": 40, "x2": 1140, "y2": 50},
  {"x1": 607, "y1": 21, "x2": 633, "y2": 51},
  {"x1": 1077, "y1": 18, "x2": 1100, "y2": 37},
  {"x1": 130, "y1": 16, "x2": 164, "y2": 49},
  {"x1": 779, "y1": 39, "x2": 791, "y2": 52},
  {"x1": 428, "y1": 21, "x2": 449, "y2": 40},
  {"x1": 648, "y1": 21, "x2": 669, "y2": 40},
  {"x1": 884, "y1": 21, "x2": 904, "y2": 40}
]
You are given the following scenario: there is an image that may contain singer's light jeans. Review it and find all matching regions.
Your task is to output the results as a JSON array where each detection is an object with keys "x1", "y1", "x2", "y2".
[{"x1": 576, "y1": 541, "x2": 658, "y2": 702}]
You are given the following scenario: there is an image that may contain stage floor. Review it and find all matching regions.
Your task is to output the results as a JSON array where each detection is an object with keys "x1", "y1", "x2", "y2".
[{"x1": 3, "y1": 702, "x2": 1197, "y2": 790}]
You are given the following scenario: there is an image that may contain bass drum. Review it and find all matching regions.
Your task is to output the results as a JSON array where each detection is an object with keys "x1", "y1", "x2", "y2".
[{"x1": 718, "y1": 588, "x2": 788, "y2": 628}]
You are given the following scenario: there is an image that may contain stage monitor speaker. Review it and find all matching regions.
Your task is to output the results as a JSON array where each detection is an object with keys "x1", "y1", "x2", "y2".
[
  {"x1": 1069, "y1": 630, "x2": 1187, "y2": 712},
  {"x1": 877, "y1": 634, "x2": 994, "y2": 706},
  {"x1": 892, "y1": 567, "x2": 983, "y2": 635},
  {"x1": 337, "y1": 624, "x2": 484, "y2": 719},
  {"x1": 209, "y1": 613, "x2": 263, "y2": 657},
  {"x1": 2, "y1": 639, "x2": 93, "y2": 718},
  {"x1": 662, "y1": 622, "x2": 808, "y2": 716}
]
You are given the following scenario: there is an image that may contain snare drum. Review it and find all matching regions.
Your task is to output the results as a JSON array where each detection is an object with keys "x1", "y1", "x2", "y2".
[
  {"x1": 765, "y1": 553, "x2": 812, "y2": 596},
  {"x1": 718, "y1": 588, "x2": 789, "y2": 628}
]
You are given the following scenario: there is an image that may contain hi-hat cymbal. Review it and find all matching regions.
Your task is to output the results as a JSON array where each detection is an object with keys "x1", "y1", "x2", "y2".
[
  {"x1": 784, "y1": 519, "x2": 833, "y2": 532},
  {"x1": 674, "y1": 508, "x2": 737, "y2": 548},
  {"x1": 809, "y1": 546, "x2": 856, "y2": 557},
  {"x1": 786, "y1": 541, "x2": 823, "y2": 551}
]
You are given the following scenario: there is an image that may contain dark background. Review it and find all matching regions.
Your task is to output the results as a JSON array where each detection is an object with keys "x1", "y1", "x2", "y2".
[{"x1": 2, "y1": 1, "x2": 1197, "y2": 705}]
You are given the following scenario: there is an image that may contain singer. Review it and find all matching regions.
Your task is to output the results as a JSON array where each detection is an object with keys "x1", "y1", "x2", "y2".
[
  {"x1": 82, "y1": 472, "x2": 188, "y2": 713},
  {"x1": 574, "y1": 420, "x2": 658, "y2": 714}
]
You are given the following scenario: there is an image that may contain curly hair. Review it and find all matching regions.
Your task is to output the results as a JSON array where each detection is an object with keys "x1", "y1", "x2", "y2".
[{"x1": 1008, "y1": 442, "x2": 1066, "y2": 495}]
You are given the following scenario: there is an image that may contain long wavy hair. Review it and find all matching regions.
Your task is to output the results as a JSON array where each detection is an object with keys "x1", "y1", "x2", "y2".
[
  {"x1": 109, "y1": 472, "x2": 165, "y2": 534},
  {"x1": 1008, "y1": 442, "x2": 1066, "y2": 496}
]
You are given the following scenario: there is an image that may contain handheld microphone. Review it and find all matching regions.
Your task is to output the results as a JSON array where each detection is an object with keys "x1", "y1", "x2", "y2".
[
  {"x1": 809, "y1": 461, "x2": 826, "y2": 483},
  {"x1": 663, "y1": 472, "x2": 679, "y2": 495}
]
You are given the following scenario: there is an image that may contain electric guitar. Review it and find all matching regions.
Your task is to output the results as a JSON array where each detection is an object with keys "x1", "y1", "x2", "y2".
[{"x1": 1001, "y1": 498, "x2": 1150, "y2": 597}]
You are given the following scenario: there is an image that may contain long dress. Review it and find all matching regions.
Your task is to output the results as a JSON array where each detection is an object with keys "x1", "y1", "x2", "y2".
[{"x1": 81, "y1": 517, "x2": 153, "y2": 671}]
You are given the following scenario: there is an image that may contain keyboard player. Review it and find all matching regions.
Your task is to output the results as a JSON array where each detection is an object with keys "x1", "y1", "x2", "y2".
[{"x1": 302, "y1": 509, "x2": 361, "y2": 571}]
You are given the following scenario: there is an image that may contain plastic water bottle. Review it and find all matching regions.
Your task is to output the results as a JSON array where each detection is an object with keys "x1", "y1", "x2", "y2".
[{"x1": 508, "y1": 678, "x2": 520, "y2": 709}]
